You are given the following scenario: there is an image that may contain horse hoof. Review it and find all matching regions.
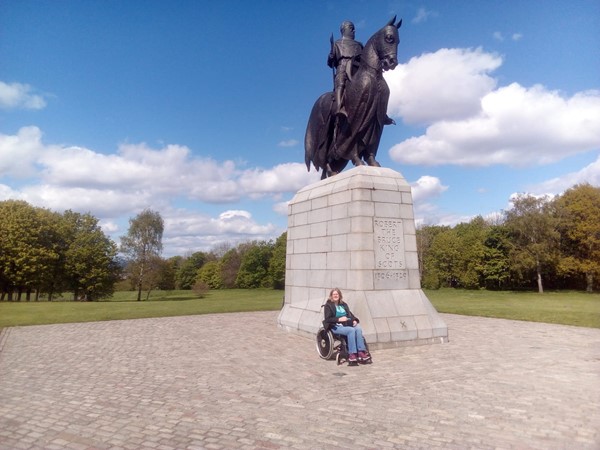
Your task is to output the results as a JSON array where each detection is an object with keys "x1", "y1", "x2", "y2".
[{"x1": 366, "y1": 156, "x2": 381, "y2": 167}]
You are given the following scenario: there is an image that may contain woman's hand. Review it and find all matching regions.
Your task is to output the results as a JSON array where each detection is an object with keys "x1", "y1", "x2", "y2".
[
  {"x1": 352, "y1": 320, "x2": 358, "y2": 327},
  {"x1": 338, "y1": 316, "x2": 347, "y2": 322}
]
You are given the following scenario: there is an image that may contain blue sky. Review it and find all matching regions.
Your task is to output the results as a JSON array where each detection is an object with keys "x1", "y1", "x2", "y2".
[{"x1": 1, "y1": 0, "x2": 599, "y2": 256}]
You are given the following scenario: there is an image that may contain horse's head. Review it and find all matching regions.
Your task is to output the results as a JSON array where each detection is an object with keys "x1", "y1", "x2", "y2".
[{"x1": 377, "y1": 16, "x2": 402, "y2": 71}]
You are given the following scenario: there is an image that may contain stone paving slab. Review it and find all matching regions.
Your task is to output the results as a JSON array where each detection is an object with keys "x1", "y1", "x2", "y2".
[{"x1": 0, "y1": 312, "x2": 599, "y2": 450}]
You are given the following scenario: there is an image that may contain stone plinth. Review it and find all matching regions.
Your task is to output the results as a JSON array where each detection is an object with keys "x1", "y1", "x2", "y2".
[{"x1": 277, "y1": 166, "x2": 448, "y2": 348}]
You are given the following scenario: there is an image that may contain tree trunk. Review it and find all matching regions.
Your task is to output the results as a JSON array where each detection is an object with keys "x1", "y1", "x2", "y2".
[
  {"x1": 536, "y1": 258, "x2": 544, "y2": 294},
  {"x1": 137, "y1": 261, "x2": 145, "y2": 301},
  {"x1": 586, "y1": 272, "x2": 594, "y2": 293}
]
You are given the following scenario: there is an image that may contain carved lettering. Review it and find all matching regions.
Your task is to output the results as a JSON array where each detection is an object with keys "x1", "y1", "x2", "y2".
[
  {"x1": 373, "y1": 217, "x2": 405, "y2": 269},
  {"x1": 373, "y1": 217, "x2": 407, "y2": 288}
]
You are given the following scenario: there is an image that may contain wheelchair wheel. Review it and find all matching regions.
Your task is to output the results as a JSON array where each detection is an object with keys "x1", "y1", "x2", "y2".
[{"x1": 316, "y1": 328, "x2": 335, "y2": 360}]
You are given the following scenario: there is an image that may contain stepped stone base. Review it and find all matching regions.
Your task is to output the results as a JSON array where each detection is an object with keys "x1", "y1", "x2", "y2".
[{"x1": 277, "y1": 166, "x2": 448, "y2": 348}]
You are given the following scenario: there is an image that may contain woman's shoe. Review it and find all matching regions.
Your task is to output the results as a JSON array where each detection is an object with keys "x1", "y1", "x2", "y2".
[
  {"x1": 348, "y1": 353, "x2": 359, "y2": 366},
  {"x1": 358, "y1": 351, "x2": 371, "y2": 362}
]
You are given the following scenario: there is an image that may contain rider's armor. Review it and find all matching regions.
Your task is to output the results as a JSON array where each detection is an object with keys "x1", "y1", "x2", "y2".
[{"x1": 328, "y1": 38, "x2": 363, "y2": 116}]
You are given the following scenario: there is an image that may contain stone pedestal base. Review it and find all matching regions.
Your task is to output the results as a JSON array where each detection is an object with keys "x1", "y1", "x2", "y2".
[{"x1": 277, "y1": 166, "x2": 448, "y2": 348}]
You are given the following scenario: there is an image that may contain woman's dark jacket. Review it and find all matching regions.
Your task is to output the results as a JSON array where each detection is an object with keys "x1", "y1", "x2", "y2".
[{"x1": 323, "y1": 299, "x2": 360, "y2": 331}]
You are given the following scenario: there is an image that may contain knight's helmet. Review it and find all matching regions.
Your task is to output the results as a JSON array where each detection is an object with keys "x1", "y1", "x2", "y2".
[{"x1": 340, "y1": 21, "x2": 355, "y2": 37}]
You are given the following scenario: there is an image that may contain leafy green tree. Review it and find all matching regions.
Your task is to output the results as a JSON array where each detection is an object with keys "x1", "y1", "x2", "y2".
[
  {"x1": 120, "y1": 209, "x2": 164, "y2": 301},
  {"x1": 177, "y1": 251, "x2": 209, "y2": 289},
  {"x1": 417, "y1": 225, "x2": 449, "y2": 289},
  {"x1": 555, "y1": 184, "x2": 600, "y2": 292},
  {"x1": 62, "y1": 210, "x2": 119, "y2": 301},
  {"x1": 481, "y1": 225, "x2": 512, "y2": 290},
  {"x1": 453, "y1": 217, "x2": 488, "y2": 288},
  {"x1": 220, "y1": 247, "x2": 242, "y2": 288},
  {"x1": 423, "y1": 227, "x2": 461, "y2": 288},
  {"x1": 268, "y1": 232, "x2": 286, "y2": 289},
  {"x1": 419, "y1": 218, "x2": 489, "y2": 289},
  {"x1": 504, "y1": 194, "x2": 559, "y2": 293},
  {"x1": 157, "y1": 256, "x2": 179, "y2": 290},
  {"x1": 0, "y1": 202, "x2": 117, "y2": 301},
  {"x1": 196, "y1": 260, "x2": 223, "y2": 289},
  {"x1": 236, "y1": 240, "x2": 274, "y2": 288},
  {"x1": 33, "y1": 208, "x2": 67, "y2": 300},
  {"x1": 0, "y1": 201, "x2": 59, "y2": 301}
]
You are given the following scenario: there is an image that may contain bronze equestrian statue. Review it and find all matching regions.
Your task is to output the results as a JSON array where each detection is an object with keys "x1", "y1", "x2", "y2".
[{"x1": 305, "y1": 16, "x2": 402, "y2": 179}]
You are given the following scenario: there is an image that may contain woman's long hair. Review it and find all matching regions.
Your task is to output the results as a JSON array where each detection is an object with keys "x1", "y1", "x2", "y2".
[{"x1": 328, "y1": 288, "x2": 343, "y2": 302}]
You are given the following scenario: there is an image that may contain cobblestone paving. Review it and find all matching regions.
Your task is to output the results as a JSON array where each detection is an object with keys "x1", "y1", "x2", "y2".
[{"x1": 0, "y1": 312, "x2": 599, "y2": 449}]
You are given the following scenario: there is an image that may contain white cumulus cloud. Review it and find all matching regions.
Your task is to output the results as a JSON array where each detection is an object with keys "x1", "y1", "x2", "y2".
[
  {"x1": 385, "y1": 48, "x2": 502, "y2": 124},
  {"x1": 1, "y1": 127, "x2": 316, "y2": 209},
  {"x1": 411, "y1": 176, "x2": 448, "y2": 203},
  {"x1": 384, "y1": 48, "x2": 600, "y2": 168},
  {"x1": 0, "y1": 126, "x2": 48, "y2": 177},
  {"x1": 0, "y1": 81, "x2": 47, "y2": 110},
  {"x1": 530, "y1": 154, "x2": 600, "y2": 195},
  {"x1": 0, "y1": 126, "x2": 304, "y2": 255},
  {"x1": 238, "y1": 163, "x2": 319, "y2": 198},
  {"x1": 273, "y1": 200, "x2": 289, "y2": 216},
  {"x1": 163, "y1": 209, "x2": 278, "y2": 256}
]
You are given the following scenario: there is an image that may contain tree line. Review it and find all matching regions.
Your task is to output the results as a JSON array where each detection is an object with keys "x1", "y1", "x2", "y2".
[
  {"x1": 418, "y1": 184, "x2": 600, "y2": 293},
  {"x1": 118, "y1": 208, "x2": 287, "y2": 299},
  {"x1": 129, "y1": 234, "x2": 287, "y2": 295},
  {"x1": 0, "y1": 201, "x2": 286, "y2": 301},
  {"x1": 1, "y1": 183, "x2": 597, "y2": 301},
  {"x1": 0, "y1": 200, "x2": 119, "y2": 301}
]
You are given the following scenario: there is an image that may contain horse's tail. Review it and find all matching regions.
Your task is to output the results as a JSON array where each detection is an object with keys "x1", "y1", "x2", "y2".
[{"x1": 305, "y1": 93, "x2": 334, "y2": 173}]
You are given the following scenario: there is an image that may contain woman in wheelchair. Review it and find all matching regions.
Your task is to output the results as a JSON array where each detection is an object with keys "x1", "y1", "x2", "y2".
[{"x1": 323, "y1": 288, "x2": 371, "y2": 364}]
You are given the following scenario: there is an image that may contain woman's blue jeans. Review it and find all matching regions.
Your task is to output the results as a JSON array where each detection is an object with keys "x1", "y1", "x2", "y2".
[{"x1": 331, "y1": 324, "x2": 366, "y2": 354}]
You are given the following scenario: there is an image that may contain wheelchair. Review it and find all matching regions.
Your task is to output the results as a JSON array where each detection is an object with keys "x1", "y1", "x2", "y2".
[{"x1": 316, "y1": 326, "x2": 372, "y2": 365}]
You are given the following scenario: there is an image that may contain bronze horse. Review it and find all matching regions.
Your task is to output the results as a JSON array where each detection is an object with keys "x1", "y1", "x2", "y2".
[{"x1": 305, "y1": 17, "x2": 402, "y2": 179}]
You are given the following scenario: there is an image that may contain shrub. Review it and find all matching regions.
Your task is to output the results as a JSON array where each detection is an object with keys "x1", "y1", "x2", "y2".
[{"x1": 192, "y1": 280, "x2": 210, "y2": 298}]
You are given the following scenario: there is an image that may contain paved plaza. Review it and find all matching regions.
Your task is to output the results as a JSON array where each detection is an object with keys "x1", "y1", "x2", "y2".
[{"x1": 0, "y1": 311, "x2": 599, "y2": 449}]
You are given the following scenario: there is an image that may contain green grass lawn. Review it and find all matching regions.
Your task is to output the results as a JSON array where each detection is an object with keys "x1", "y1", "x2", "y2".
[
  {"x1": 0, "y1": 289, "x2": 283, "y2": 328},
  {"x1": 1, "y1": 288, "x2": 599, "y2": 329},
  {"x1": 425, "y1": 289, "x2": 600, "y2": 329}
]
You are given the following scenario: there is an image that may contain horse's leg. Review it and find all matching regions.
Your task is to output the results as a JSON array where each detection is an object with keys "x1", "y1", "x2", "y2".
[
  {"x1": 325, "y1": 163, "x2": 338, "y2": 178},
  {"x1": 365, "y1": 153, "x2": 381, "y2": 167},
  {"x1": 352, "y1": 155, "x2": 365, "y2": 166},
  {"x1": 363, "y1": 129, "x2": 383, "y2": 166},
  {"x1": 350, "y1": 140, "x2": 365, "y2": 167}
]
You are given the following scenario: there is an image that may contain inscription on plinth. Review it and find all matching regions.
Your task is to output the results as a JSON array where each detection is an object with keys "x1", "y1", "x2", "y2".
[{"x1": 374, "y1": 217, "x2": 408, "y2": 289}]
